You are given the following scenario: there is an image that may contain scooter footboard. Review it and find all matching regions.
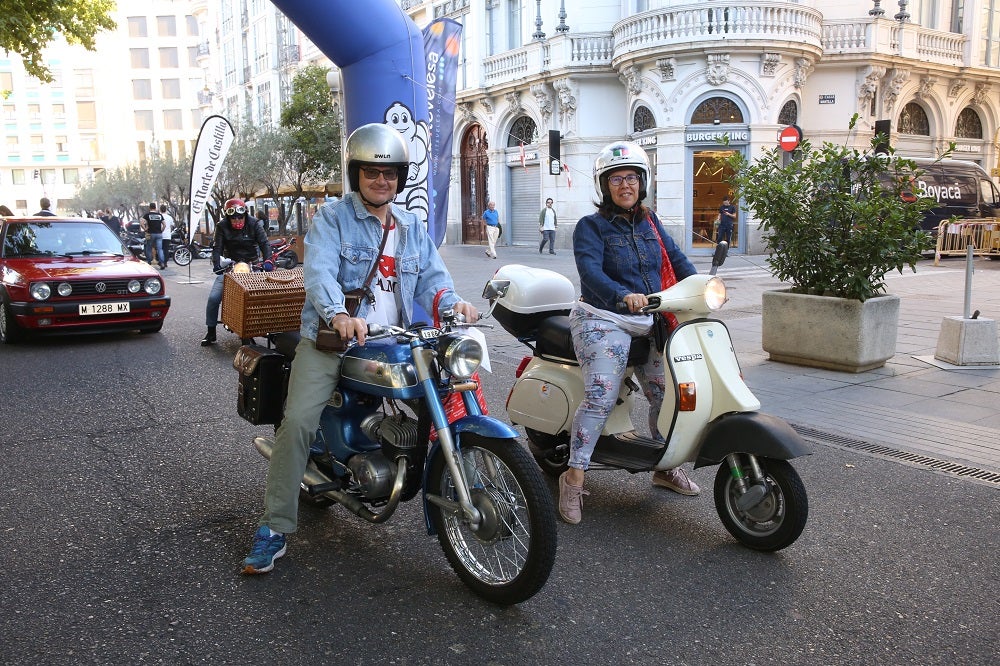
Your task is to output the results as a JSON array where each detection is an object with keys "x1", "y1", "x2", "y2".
[{"x1": 693, "y1": 412, "x2": 811, "y2": 468}]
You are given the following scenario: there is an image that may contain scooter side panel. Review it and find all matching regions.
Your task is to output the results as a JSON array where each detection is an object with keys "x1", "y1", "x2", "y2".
[
  {"x1": 694, "y1": 321, "x2": 761, "y2": 417},
  {"x1": 655, "y1": 325, "x2": 715, "y2": 469},
  {"x1": 507, "y1": 358, "x2": 635, "y2": 436},
  {"x1": 693, "y1": 411, "x2": 812, "y2": 468}
]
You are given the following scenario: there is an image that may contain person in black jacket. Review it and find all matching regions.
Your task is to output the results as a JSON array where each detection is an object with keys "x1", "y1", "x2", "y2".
[
  {"x1": 35, "y1": 197, "x2": 55, "y2": 216},
  {"x1": 201, "y1": 198, "x2": 270, "y2": 346}
]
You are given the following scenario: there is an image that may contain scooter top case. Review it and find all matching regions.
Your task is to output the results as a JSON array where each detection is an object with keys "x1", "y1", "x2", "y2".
[{"x1": 490, "y1": 264, "x2": 577, "y2": 339}]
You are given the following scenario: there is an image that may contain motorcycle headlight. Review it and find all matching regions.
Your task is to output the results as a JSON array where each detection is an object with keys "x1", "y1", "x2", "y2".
[
  {"x1": 57, "y1": 282, "x2": 73, "y2": 297},
  {"x1": 144, "y1": 278, "x2": 162, "y2": 295},
  {"x1": 704, "y1": 276, "x2": 727, "y2": 311},
  {"x1": 30, "y1": 282, "x2": 51, "y2": 301},
  {"x1": 437, "y1": 333, "x2": 482, "y2": 379}
]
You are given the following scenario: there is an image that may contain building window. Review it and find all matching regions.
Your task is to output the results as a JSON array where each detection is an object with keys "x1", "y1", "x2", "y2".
[
  {"x1": 6, "y1": 136, "x2": 18, "y2": 151},
  {"x1": 28, "y1": 104, "x2": 41, "y2": 120},
  {"x1": 188, "y1": 46, "x2": 199, "y2": 67},
  {"x1": 12, "y1": 169, "x2": 25, "y2": 184},
  {"x1": 55, "y1": 136, "x2": 68, "y2": 152},
  {"x1": 983, "y1": 0, "x2": 999, "y2": 66},
  {"x1": 161, "y1": 79, "x2": 181, "y2": 99},
  {"x1": 633, "y1": 106, "x2": 655, "y2": 133},
  {"x1": 157, "y1": 15, "x2": 177, "y2": 37},
  {"x1": 186, "y1": 15, "x2": 199, "y2": 36},
  {"x1": 39, "y1": 168, "x2": 56, "y2": 184},
  {"x1": 74, "y1": 69, "x2": 94, "y2": 97},
  {"x1": 507, "y1": 0, "x2": 522, "y2": 50},
  {"x1": 134, "y1": 110, "x2": 154, "y2": 131},
  {"x1": 778, "y1": 100, "x2": 798, "y2": 125},
  {"x1": 63, "y1": 168, "x2": 79, "y2": 184},
  {"x1": 77, "y1": 101, "x2": 97, "y2": 129},
  {"x1": 132, "y1": 79, "x2": 152, "y2": 100},
  {"x1": 52, "y1": 103, "x2": 65, "y2": 118},
  {"x1": 159, "y1": 48, "x2": 179, "y2": 68},
  {"x1": 191, "y1": 109, "x2": 203, "y2": 130},
  {"x1": 955, "y1": 107, "x2": 983, "y2": 139},
  {"x1": 127, "y1": 16, "x2": 147, "y2": 37},
  {"x1": 690, "y1": 97, "x2": 744, "y2": 125},
  {"x1": 256, "y1": 81, "x2": 272, "y2": 124},
  {"x1": 163, "y1": 109, "x2": 183, "y2": 130},
  {"x1": 2, "y1": 104, "x2": 14, "y2": 121},
  {"x1": 508, "y1": 116, "x2": 537, "y2": 147},
  {"x1": 897, "y1": 102, "x2": 930, "y2": 135},
  {"x1": 130, "y1": 48, "x2": 150, "y2": 69}
]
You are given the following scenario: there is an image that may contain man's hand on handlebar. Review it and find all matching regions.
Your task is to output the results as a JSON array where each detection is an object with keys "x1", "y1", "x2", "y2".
[
  {"x1": 331, "y1": 313, "x2": 368, "y2": 346},
  {"x1": 452, "y1": 301, "x2": 479, "y2": 323}
]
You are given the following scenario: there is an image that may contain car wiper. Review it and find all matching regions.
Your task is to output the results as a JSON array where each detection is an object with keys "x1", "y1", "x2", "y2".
[{"x1": 60, "y1": 250, "x2": 113, "y2": 256}]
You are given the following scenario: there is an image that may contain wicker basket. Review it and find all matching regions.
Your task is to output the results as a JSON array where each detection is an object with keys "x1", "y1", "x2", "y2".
[{"x1": 221, "y1": 268, "x2": 305, "y2": 338}]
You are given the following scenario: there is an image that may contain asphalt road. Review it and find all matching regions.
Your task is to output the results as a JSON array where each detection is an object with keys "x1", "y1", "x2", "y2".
[{"x1": 1, "y1": 250, "x2": 997, "y2": 666}]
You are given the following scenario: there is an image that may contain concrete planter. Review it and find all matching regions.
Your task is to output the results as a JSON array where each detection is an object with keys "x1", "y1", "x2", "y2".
[{"x1": 761, "y1": 290, "x2": 900, "y2": 373}]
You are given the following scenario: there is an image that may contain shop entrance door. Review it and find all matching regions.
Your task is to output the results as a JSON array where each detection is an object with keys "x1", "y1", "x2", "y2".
[{"x1": 691, "y1": 149, "x2": 738, "y2": 251}]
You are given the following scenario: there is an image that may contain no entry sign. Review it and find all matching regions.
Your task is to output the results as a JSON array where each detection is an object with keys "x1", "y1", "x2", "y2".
[{"x1": 778, "y1": 125, "x2": 802, "y2": 152}]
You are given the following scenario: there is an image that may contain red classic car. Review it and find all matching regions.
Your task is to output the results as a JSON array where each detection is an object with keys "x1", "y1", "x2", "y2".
[{"x1": 0, "y1": 216, "x2": 171, "y2": 343}]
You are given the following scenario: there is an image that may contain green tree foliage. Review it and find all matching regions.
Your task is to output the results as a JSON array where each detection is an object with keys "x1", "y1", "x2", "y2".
[
  {"x1": 726, "y1": 114, "x2": 937, "y2": 302},
  {"x1": 280, "y1": 64, "x2": 341, "y2": 191},
  {"x1": 0, "y1": 0, "x2": 117, "y2": 83}
]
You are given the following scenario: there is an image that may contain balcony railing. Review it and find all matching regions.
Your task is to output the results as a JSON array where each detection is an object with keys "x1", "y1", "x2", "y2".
[
  {"x1": 822, "y1": 18, "x2": 965, "y2": 67},
  {"x1": 613, "y1": 2, "x2": 823, "y2": 61},
  {"x1": 482, "y1": 32, "x2": 613, "y2": 87}
]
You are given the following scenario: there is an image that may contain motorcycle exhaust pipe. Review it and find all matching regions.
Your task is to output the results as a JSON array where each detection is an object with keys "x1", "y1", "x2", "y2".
[{"x1": 252, "y1": 436, "x2": 404, "y2": 524}]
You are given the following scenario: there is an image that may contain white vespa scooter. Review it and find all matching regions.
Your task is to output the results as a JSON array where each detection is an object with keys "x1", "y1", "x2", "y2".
[{"x1": 483, "y1": 264, "x2": 810, "y2": 551}]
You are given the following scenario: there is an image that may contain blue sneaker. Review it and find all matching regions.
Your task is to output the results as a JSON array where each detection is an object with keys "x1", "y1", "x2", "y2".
[{"x1": 242, "y1": 525, "x2": 286, "y2": 574}]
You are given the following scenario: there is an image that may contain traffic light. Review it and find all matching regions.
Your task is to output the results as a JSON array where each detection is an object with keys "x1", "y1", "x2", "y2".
[{"x1": 33, "y1": 169, "x2": 39, "y2": 180}]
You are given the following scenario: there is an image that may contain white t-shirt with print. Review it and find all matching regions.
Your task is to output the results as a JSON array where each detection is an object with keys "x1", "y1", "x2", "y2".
[{"x1": 365, "y1": 221, "x2": 402, "y2": 329}]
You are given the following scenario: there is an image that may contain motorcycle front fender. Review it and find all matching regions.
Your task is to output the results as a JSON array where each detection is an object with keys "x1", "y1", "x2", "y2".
[{"x1": 693, "y1": 412, "x2": 811, "y2": 469}]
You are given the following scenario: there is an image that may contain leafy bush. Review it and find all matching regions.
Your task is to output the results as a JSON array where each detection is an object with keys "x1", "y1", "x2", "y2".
[{"x1": 726, "y1": 115, "x2": 937, "y2": 301}]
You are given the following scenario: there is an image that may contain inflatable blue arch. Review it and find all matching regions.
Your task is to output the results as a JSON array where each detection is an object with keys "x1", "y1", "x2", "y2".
[{"x1": 271, "y1": 0, "x2": 440, "y2": 242}]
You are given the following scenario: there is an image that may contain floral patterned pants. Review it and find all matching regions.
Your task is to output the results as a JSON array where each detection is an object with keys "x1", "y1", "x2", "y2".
[{"x1": 567, "y1": 306, "x2": 666, "y2": 471}]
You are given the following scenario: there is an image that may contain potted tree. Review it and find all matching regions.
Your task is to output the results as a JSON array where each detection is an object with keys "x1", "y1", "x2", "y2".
[{"x1": 726, "y1": 115, "x2": 937, "y2": 372}]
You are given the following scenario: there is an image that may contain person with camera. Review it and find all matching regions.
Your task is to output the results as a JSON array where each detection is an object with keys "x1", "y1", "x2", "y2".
[
  {"x1": 200, "y1": 198, "x2": 269, "y2": 346},
  {"x1": 241, "y1": 123, "x2": 477, "y2": 574}
]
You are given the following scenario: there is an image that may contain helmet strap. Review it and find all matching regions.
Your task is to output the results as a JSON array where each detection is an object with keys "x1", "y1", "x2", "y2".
[{"x1": 358, "y1": 190, "x2": 394, "y2": 211}]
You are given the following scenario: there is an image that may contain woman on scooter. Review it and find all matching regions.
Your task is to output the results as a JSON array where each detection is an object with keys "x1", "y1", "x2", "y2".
[{"x1": 559, "y1": 141, "x2": 700, "y2": 524}]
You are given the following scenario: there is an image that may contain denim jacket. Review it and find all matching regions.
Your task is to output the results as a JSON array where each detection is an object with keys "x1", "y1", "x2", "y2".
[
  {"x1": 299, "y1": 193, "x2": 462, "y2": 341},
  {"x1": 573, "y1": 209, "x2": 696, "y2": 313}
]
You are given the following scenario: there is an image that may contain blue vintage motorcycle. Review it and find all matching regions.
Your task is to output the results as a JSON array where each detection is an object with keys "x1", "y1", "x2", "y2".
[{"x1": 234, "y1": 312, "x2": 557, "y2": 605}]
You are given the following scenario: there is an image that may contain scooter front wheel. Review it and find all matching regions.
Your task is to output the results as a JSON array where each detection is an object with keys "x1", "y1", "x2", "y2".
[
  {"x1": 714, "y1": 457, "x2": 807, "y2": 552},
  {"x1": 427, "y1": 434, "x2": 557, "y2": 605}
]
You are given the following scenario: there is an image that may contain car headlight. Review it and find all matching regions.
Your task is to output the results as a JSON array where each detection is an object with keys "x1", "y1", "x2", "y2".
[
  {"x1": 704, "y1": 276, "x2": 727, "y2": 311},
  {"x1": 30, "y1": 283, "x2": 51, "y2": 301},
  {"x1": 57, "y1": 282, "x2": 73, "y2": 297},
  {"x1": 437, "y1": 333, "x2": 482, "y2": 379},
  {"x1": 144, "y1": 278, "x2": 162, "y2": 295},
  {"x1": 128, "y1": 279, "x2": 141, "y2": 293}
]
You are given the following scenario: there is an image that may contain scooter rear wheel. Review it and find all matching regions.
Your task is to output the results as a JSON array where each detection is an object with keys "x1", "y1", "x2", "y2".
[
  {"x1": 427, "y1": 434, "x2": 557, "y2": 605},
  {"x1": 714, "y1": 457, "x2": 807, "y2": 552},
  {"x1": 525, "y1": 428, "x2": 569, "y2": 478}
]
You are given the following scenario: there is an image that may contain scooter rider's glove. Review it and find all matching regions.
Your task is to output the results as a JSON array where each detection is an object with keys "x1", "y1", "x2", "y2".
[{"x1": 213, "y1": 264, "x2": 225, "y2": 275}]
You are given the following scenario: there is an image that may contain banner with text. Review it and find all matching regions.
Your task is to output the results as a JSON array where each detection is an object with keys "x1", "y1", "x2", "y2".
[
  {"x1": 422, "y1": 18, "x2": 462, "y2": 247},
  {"x1": 187, "y1": 115, "x2": 235, "y2": 243}
]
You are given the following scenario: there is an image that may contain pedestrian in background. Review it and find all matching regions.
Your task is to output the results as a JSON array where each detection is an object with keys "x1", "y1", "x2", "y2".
[
  {"x1": 717, "y1": 195, "x2": 737, "y2": 245},
  {"x1": 160, "y1": 204, "x2": 175, "y2": 265},
  {"x1": 482, "y1": 201, "x2": 500, "y2": 259},
  {"x1": 538, "y1": 197, "x2": 558, "y2": 254},
  {"x1": 35, "y1": 197, "x2": 55, "y2": 216},
  {"x1": 140, "y1": 202, "x2": 166, "y2": 269}
]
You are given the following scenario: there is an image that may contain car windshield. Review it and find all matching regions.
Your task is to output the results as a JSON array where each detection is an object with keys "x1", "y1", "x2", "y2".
[{"x1": 2, "y1": 221, "x2": 127, "y2": 258}]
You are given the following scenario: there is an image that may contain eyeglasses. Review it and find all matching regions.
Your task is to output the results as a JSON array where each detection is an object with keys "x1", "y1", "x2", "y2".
[
  {"x1": 608, "y1": 174, "x2": 640, "y2": 187},
  {"x1": 224, "y1": 205, "x2": 247, "y2": 216},
  {"x1": 361, "y1": 167, "x2": 399, "y2": 181}
]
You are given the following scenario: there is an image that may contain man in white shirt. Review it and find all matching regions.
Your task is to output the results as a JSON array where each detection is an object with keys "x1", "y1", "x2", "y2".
[
  {"x1": 160, "y1": 204, "x2": 174, "y2": 266},
  {"x1": 538, "y1": 198, "x2": 558, "y2": 254}
]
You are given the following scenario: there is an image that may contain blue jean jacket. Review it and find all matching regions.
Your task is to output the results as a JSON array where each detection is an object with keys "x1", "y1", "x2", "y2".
[
  {"x1": 573, "y1": 209, "x2": 696, "y2": 313},
  {"x1": 299, "y1": 193, "x2": 462, "y2": 340}
]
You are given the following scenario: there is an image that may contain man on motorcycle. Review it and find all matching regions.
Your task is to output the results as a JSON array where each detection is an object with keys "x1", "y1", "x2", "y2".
[
  {"x1": 200, "y1": 198, "x2": 270, "y2": 346},
  {"x1": 242, "y1": 123, "x2": 478, "y2": 574}
]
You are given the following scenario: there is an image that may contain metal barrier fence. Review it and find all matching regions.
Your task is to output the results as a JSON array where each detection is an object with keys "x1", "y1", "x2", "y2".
[{"x1": 933, "y1": 219, "x2": 1000, "y2": 266}]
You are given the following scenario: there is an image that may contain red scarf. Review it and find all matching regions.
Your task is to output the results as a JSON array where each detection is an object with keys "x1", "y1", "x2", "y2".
[{"x1": 648, "y1": 215, "x2": 680, "y2": 332}]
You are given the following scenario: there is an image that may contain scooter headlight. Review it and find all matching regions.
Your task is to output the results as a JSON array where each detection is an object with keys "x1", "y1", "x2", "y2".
[
  {"x1": 704, "y1": 276, "x2": 727, "y2": 311},
  {"x1": 437, "y1": 333, "x2": 482, "y2": 379}
]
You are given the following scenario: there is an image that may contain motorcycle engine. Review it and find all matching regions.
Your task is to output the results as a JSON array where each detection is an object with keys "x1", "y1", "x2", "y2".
[{"x1": 350, "y1": 413, "x2": 421, "y2": 500}]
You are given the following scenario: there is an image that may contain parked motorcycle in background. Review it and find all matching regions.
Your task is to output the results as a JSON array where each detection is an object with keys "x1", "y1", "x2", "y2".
[
  {"x1": 233, "y1": 311, "x2": 558, "y2": 604},
  {"x1": 483, "y1": 265, "x2": 810, "y2": 552}
]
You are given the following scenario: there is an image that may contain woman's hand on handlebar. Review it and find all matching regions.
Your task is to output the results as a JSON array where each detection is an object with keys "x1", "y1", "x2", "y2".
[{"x1": 622, "y1": 293, "x2": 649, "y2": 314}]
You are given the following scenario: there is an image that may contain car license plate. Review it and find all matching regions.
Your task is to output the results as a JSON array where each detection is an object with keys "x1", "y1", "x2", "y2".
[{"x1": 79, "y1": 302, "x2": 130, "y2": 315}]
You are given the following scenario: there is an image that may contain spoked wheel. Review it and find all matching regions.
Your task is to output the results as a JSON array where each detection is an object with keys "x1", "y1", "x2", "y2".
[
  {"x1": 427, "y1": 434, "x2": 557, "y2": 605},
  {"x1": 278, "y1": 254, "x2": 298, "y2": 269},
  {"x1": 714, "y1": 456, "x2": 808, "y2": 552},
  {"x1": 525, "y1": 428, "x2": 569, "y2": 478},
  {"x1": 173, "y1": 245, "x2": 192, "y2": 266}
]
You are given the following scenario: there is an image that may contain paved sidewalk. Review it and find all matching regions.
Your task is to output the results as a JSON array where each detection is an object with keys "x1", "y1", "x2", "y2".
[{"x1": 438, "y1": 243, "x2": 1000, "y2": 483}]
